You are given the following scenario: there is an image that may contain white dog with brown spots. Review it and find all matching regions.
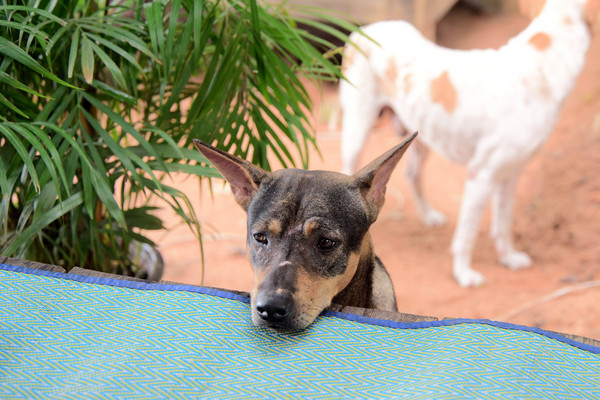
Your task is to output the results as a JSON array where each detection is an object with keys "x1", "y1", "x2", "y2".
[{"x1": 339, "y1": 0, "x2": 600, "y2": 287}]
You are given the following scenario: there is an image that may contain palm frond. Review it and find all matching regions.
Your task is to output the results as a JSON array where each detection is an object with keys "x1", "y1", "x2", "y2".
[{"x1": 0, "y1": 0, "x2": 360, "y2": 276}]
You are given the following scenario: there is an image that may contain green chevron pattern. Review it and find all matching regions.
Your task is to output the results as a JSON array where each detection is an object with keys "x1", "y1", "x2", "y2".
[{"x1": 0, "y1": 264, "x2": 599, "y2": 399}]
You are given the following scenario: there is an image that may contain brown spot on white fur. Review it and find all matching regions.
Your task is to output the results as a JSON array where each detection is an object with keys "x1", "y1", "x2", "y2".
[
  {"x1": 385, "y1": 58, "x2": 398, "y2": 86},
  {"x1": 375, "y1": 58, "x2": 398, "y2": 97},
  {"x1": 342, "y1": 35, "x2": 372, "y2": 76},
  {"x1": 430, "y1": 71, "x2": 458, "y2": 114},
  {"x1": 403, "y1": 73, "x2": 412, "y2": 94},
  {"x1": 341, "y1": 44, "x2": 356, "y2": 75},
  {"x1": 528, "y1": 32, "x2": 552, "y2": 51}
]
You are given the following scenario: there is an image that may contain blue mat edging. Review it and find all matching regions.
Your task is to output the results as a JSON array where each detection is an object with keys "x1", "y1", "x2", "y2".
[{"x1": 2, "y1": 261, "x2": 599, "y2": 355}]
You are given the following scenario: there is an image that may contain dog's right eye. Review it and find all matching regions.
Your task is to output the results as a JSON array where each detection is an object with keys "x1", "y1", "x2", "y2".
[
  {"x1": 317, "y1": 238, "x2": 336, "y2": 251},
  {"x1": 253, "y1": 233, "x2": 268, "y2": 244}
]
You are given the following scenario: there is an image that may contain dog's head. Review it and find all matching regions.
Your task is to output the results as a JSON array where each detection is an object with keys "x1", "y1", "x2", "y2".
[{"x1": 194, "y1": 134, "x2": 415, "y2": 331}]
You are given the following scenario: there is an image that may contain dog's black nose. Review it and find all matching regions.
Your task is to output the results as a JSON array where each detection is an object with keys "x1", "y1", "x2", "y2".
[{"x1": 255, "y1": 292, "x2": 293, "y2": 323}]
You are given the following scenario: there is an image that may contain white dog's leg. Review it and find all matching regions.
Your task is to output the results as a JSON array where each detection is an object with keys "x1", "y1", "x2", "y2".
[
  {"x1": 491, "y1": 172, "x2": 532, "y2": 270},
  {"x1": 340, "y1": 108, "x2": 380, "y2": 175},
  {"x1": 405, "y1": 140, "x2": 447, "y2": 227},
  {"x1": 451, "y1": 172, "x2": 494, "y2": 287},
  {"x1": 340, "y1": 87, "x2": 382, "y2": 175}
]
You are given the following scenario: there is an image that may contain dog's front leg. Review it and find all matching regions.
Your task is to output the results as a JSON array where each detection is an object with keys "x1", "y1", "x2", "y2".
[
  {"x1": 491, "y1": 172, "x2": 532, "y2": 271},
  {"x1": 450, "y1": 172, "x2": 494, "y2": 287},
  {"x1": 405, "y1": 140, "x2": 447, "y2": 227},
  {"x1": 339, "y1": 66, "x2": 383, "y2": 175}
]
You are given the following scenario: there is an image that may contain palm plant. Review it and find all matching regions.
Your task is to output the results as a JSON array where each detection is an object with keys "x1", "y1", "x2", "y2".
[{"x1": 0, "y1": 0, "x2": 355, "y2": 276}]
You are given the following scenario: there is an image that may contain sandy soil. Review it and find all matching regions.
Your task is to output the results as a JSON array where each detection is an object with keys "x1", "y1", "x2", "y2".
[{"x1": 152, "y1": 6, "x2": 600, "y2": 340}]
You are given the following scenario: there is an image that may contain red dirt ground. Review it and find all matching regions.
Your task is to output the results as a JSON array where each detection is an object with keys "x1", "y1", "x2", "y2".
[{"x1": 152, "y1": 6, "x2": 600, "y2": 340}]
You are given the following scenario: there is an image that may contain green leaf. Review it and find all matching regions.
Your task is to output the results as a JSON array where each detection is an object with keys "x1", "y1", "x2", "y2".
[
  {"x1": 192, "y1": 0, "x2": 203, "y2": 58},
  {"x1": 78, "y1": 20, "x2": 158, "y2": 62},
  {"x1": 0, "y1": 71, "x2": 50, "y2": 99},
  {"x1": 79, "y1": 107, "x2": 144, "y2": 186},
  {"x1": 0, "y1": 124, "x2": 40, "y2": 191},
  {"x1": 147, "y1": 161, "x2": 221, "y2": 177},
  {"x1": 2, "y1": 192, "x2": 83, "y2": 257},
  {"x1": 67, "y1": 28, "x2": 80, "y2": 78},
  {"x1": 144, "y1": 1, "x2": 165, "y2": 61},
  {"x1": 80, "y1": 35, "x2": 95, "y2": 84},
  {"x1": 165, "y1": 0, "x2": 182, "y2": 68},
  {"x1": 0, "y1": 5, "x2": 67, "y2": 26},
  {"x1": 31, "y1": 182, "x2": 59, "y2": 223},
  {"x1": 0, "y1": 37, "x2": 76, "y2": 89},
  {"x1": 85, "y1": 32, "x2": 145, "y2": 75},
  {"x1": 0, "y1": 92, "x2": 29, "y2": 119},
  {"x1": 43, "y1": 122, "x2": 126, "y2": 228},
  {"x1": 124, "y1": 207, "x2": 165, "y2": 230},
  {"x1": 81, "y1": 93, "x2": 168, "y2": 182},
  {"x1": 86, "y1": 35, "x2": 127, "y2": 89},
  {"x1": 8, "y1": 123, "x2": 63, "y2": 197},
  {"x1": 90, "y1": 79, "x2": 137, "y2": 106}
]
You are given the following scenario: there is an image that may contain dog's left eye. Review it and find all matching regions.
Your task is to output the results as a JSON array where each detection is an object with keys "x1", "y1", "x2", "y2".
[
  {"x1": 317, "y1": 238, "x2": 336, "y2": 251},
  {"x1": 253, "y1": 233, "x2": 268, "y2": 244}
]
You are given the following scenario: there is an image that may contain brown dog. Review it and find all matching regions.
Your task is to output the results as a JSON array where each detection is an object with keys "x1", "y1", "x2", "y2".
[{"x1": 194, "y1": 133, "x2": 416, "y2": 331}]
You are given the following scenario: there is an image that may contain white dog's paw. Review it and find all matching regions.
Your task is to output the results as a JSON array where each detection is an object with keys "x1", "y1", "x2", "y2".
[
  {"x1": 501, "y1": 251, "x2": 532, "y2": 270},
  {"x1": 422, "y1": 209, "x2": 447, "y2": 227},
  {"x1": 453, "y1": 267, "x2": 485, "y2": 288}
]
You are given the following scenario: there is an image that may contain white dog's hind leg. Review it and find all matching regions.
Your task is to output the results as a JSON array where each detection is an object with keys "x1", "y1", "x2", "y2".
[
  {"x1": 451, "y1": 172, "x2": 494, "y2": 287},
  {"x1": 491, "y1": 172, "x2": 532, "y2": 270},
  {"x1": 405, "y1": 139, "x2": 447, "y2": 226}
]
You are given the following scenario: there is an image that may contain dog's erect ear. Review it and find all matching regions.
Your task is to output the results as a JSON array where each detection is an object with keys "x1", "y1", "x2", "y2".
[
  {"x1": 193, "y1": 140, "x2": 269, "y2": 211},
  {"x1": 353, "y1": 132, "x2": 417, "y2": 223}
]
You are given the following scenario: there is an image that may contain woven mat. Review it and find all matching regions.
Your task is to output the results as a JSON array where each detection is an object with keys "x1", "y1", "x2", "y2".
[{"x1": 1, "y1": 263, "x2": 599, "y2": 399}]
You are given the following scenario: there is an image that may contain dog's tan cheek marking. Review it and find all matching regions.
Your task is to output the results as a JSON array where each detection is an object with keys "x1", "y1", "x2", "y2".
[
  {"x1": 430, "y1": 71, "x2": 458, "y2": 114},
  {"x1": 338, "y1": 251, "x2": 360, "y2": 292},
  {"x1": 292, "y1": 250, "x2": 361, "y2": 324},
  {"x1": 252, "y1": 265, "x2": 269, "y2": 288},
  {"x1": 293, "y1": 272, "x2": 344, "y2": 327},
  {"x1": 267, "y1": 220, "x2": 282, "y2": 237},
  {"x1": 528, "y1": 32, "x2": 551, "y2": 51}
]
